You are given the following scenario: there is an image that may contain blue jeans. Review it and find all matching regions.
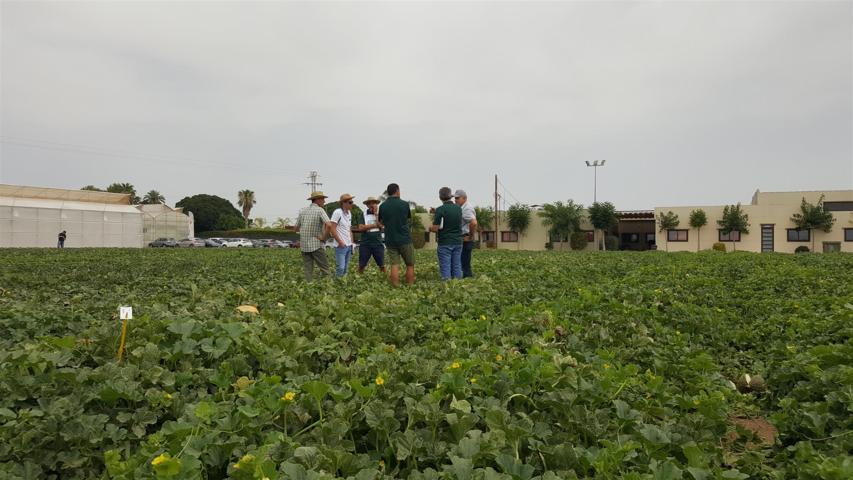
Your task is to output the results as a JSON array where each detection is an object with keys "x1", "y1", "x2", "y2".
[
  {"x1": 437, "y1": 244, "x2": 463, "y2": 280},
  {"x1": 334, "y1": 246, "x2": 352, "y2": 277}
]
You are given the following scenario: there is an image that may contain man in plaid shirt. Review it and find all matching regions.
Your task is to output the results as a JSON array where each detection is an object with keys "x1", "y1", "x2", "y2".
[{"x1": 295, "y1": 191, "x2": 334, "y2": 281}]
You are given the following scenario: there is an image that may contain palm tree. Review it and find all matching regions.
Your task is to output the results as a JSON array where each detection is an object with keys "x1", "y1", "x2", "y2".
[
  {"x1": 106, "y1": 182, "x2": 140, "y2": 204},
  {"x1": 252, "y1": 217, "x2": 266, "y2": 228},
  {"x1": 538, "y1": 200, "x2": 584, "y2": 250},
  {"x1": 273, "y1": 217, "x2": 292, "y2": 229},
  {"x1": 141, "y1": 190, "x2": 165, "y2": 204},
  {"x1": 237, "y1": 190, "x2": 256, "y2": 228}
]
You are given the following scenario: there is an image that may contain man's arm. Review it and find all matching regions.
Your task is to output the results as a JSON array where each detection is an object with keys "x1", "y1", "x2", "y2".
[{"x1": 430, "y1": 208, "x2": 442, "y2": 233}]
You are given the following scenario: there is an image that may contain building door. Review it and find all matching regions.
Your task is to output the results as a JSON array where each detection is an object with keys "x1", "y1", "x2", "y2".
[{"x1": 761, "y1": 224, "x2": 774, "y2": 252}]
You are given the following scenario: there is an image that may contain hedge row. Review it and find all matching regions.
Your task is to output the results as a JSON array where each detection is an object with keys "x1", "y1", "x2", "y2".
[{"x1": 198, "y1": 229, "x2": 299, "y2": 241}]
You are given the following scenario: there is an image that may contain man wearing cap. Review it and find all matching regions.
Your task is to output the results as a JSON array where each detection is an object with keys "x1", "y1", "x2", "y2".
[
  {"x1": 356, "y1": 196, "x2": 385, "y2": 274},
  {"x1": 330, "y1": 193, "x2": 356, "y2": 277},
  {"x1": 295, "y1": 191, "x2": 333, "y2": 281},
  {"x1": 454, "y1": 190, "x2": 478, "y2": 278},
  {"x1": 378, "y1": 183, "x2": 415, "y2": 286},
  {"x1": 430, "y1": 187, "x2": 464, "y2": 280}
]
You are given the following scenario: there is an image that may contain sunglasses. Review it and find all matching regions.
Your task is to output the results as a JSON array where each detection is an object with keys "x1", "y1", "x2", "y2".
[{"x1": 344, "y1": 200, "x2": 354, "y2": 205}]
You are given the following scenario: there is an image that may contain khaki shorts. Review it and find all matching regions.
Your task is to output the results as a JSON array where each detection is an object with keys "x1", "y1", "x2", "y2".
[{"x1": 386, "y1": 243, "x2": 415, "y2": 266}]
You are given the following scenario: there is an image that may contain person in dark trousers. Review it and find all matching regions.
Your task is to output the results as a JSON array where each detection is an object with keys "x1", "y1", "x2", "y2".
[
  {"x1": 294, "y1": 192, "x2": 334, "y2": 281},
  {"x1": 57, "y1": 231, "x2": 67, "y2": 248},
  {"x1": 357, "y1": 197, "x2": 385, "y2": 274},
  {"x1": 378, "y1": 183, "x2": 415, "y2": 286},
  {"x1": 430, "y1": 187, "x2": 464, "y2": 280},
  {"x1": 454, "y1": 190, "x2": 478, "y2": 278}
]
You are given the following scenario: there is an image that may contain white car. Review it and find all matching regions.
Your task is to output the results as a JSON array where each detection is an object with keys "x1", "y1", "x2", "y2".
[{"x1": 222, "y1": 238, "x2": 253, "y2": 248}]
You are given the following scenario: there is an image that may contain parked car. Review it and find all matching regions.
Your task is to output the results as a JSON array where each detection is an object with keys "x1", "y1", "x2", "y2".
[
  {"x1": 222, "y1": 238, "x2": 253, "y2": 248},
  {"x1": 290, "y1": 241, "x2": 300, "y2": 249},
  {"x1": 251, "y1": 239, "x2": 271, "y2": 248},
  {"x1": 205, "y1": 238, "x2": 226, "y2": 248},
  {"x1": 274, "y1": 240, "x2": 293, "y2": 248},
  {"x1": 149, "y1": 238, "x2": 177, "y2": 248},
  {"x1": 177, "y1": 237, "x2": 206, "y2": 248}
]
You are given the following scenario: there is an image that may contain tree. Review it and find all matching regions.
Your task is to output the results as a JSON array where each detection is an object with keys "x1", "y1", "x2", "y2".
[
  {"x1": 411, "y1": 213, "x2": 426, "y2": 249},
  {"x1": 324, "y1": 202, "x2": 364, "y2": 226},
  {"x1": 252, "y1": 217, "x2": 267, "y2": 228},
  {"x1": 141, "y1": 190, "x2": 165, "y2": 205},
  {"x1": 689, "y1": 209, "x2": 708, "y2": 251},
  {"x1": 790, "y1": 195, "x2": 835, "y2": 252},
  {"x1": 657, "y1": 211, "x2": 680, "y2": 252},
  {"x1": 273, "y1": 217, "x2": 292, "y2": 229},
  {"x1": 106, "y1": 182, "x2": 140, "y2": 204},
  {"x1": 80, "y1": 185, "x2": 103, "y2": 191},
  {"x1": 717, "y1": 203, "x2": 750, "y2": 252},
  {"x1": 506, "y1": 204, "x2": 532, "y2": 249},
  {"x1": 175, "y1": 194, "x2": 244, "y2": 232},
  {"x1": 587, "y1": 201, "x2": 618, "y2": 251},
  {"x1": 474, "y1": 206, "x2": 495, "y2": 244},
  {"x1": 237, "y1": 190, "x2": 257, "y2": 228},
  {"x1": 538, "y1": 200, "x2": 584, "y2": 250}
]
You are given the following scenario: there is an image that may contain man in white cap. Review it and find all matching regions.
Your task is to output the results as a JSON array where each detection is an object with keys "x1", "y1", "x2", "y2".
[
  {"x1": 454, "y1": 189, "x2": 478, "y2": 278},
  {"x1": 330, "y1": 193, "x2": 356, "y2": 277},
  {"x1": 295, "y1": 191, "x2": 333, "y2": 281}
]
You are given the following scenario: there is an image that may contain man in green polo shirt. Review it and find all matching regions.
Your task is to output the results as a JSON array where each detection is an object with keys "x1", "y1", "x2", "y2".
[
  {"x1": 430, "y1": 186, "x2": 464, "y2": 280},
  {"x1": 378, "y1": 183, "x2": 415, "y2": 286}
]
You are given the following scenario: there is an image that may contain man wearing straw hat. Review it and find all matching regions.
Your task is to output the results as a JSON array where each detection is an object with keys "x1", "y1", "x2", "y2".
[
  {"x1": 295, "y1": 191, "x2": 333, "y2": 281},
  {"x1": 330, "y1": 193, "x2": 357, "y2": 277},
  {"x1": 356, "y1": 196, "x2": 385, "y2": 274}
]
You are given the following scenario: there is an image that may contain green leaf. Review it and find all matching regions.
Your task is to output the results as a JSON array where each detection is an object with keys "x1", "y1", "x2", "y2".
[{"x1": 302, "y1": 380, "x2": 330, "y2": 403}]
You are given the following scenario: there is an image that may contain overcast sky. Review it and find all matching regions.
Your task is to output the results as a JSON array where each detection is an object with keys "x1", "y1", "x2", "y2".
[{"x1": 1, "y1": 1, "x2": 851, "y2": 220}]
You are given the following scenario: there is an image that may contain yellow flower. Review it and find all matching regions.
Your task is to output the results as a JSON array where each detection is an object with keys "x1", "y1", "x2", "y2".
[
  {"x1": 281, "y1": 391, "x2": 296, "y2": 402},
  {"x1": 233, "y1": 463, "x2": 240, "y2": 469},
  {"x1": 693, "y1": 399, "x2": 701, "y2": 406},
  {"x1": 470, "y1": 377, "x2": 478, "y2": 384},
  {"x1": 603, "y1": 363, "x2": 611, "y2": 370},
  {"x1": 240, "y1": 454, "x2": 255, "y2": 464},
  {"x1": 495, "y1": 354, "x2": 503, "y2": 362},
  {"x1": 151, "y1": 453, "x2": 170, "y2": 466},
  {"x1": 451, "y1": 362, "x2": 461, "y2": 369},
  {"x1": 375, "y1": 376, "x2": 385, "y2": 386},
  {"x1": 480, "y1": 315, "x2": 487, "y2": 321},
  {"x1": 164, "y1": 393, "x2": 172, "y2": 400}
]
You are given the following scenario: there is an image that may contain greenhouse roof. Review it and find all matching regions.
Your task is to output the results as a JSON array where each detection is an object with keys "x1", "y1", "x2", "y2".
[{"x1": 0, "y1": 184, "x2": 132, "y2": 205}]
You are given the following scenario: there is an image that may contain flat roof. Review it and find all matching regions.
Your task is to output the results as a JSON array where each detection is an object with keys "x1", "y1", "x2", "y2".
[{"x1": 0, "y1": 184, "x2": 132, "y2": 205}]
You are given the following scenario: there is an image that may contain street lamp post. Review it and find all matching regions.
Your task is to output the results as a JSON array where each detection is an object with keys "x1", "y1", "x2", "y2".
[{"x1": 585, "y1": 160, "x2": 606, "y2": 203}]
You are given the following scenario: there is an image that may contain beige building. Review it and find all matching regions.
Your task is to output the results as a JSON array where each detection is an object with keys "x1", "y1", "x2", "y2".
[
  {"x1": 418, "y1": 209, "x2": 654, "y2": 251},
  {"x1": 654, "y1": 190, "x2": 853, "y2": 253}
]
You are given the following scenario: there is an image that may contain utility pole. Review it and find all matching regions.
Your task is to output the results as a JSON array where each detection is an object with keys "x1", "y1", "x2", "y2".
[
  {"x1": 494, "y1": 174, "x2": 499, "y2": 249},
  {"x1": 585, "y1": 160, "x2": 605, "y2": 203},
  {"x1": 303, "y1": 171, "x2": 323, "y2": 194}
]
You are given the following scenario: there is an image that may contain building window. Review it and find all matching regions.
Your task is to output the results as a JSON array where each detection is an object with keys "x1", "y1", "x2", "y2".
[
  {"x1": 844, "y1": 228, "x2": 853, "y2": 242},
  {"x1": 481, "y1": 231, "x2": 496, "y2": 243},
  {"x1": 501, "y1": 231, "x2": 518, "y2": 242},
  {"x1": 667, "y1": 229, "x2": 688, "y2": 242},
  {"x1": 718, "y1": 230, "x2": 741, "y2": 242},
  {"x1": 620, "y1": 233, "x2": 640, "y2": 243},
  {"x1": 646, "y1": 233, "x2": 656, "y2": 244},
  {"x1": 824, "y1": 201, "x2": 853, "y2": 212},
  {"x1": 787, "y1": 228, "x2": 810, "y2": 242}
]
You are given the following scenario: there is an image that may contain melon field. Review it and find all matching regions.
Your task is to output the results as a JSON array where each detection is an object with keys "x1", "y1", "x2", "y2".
[{"x1": 0, "y1": 248, "x2": 851, "y2": 480}]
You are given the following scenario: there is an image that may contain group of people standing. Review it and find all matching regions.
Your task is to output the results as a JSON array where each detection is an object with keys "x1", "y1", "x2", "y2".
[{"x1": 294, "y1": 183, "x2": 477, "y2": 285}]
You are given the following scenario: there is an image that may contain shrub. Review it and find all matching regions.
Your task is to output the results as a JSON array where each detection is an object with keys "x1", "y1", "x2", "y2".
[
  {"x1": 795, "y1": 246, "x2": 810, "y2": 254},
  {"x1": 712, "y1": 242, "x2": 727, "y2": 252},
  {"x1": 605, "y1": 235, "x2": 620, "y2": 251},
  {"x1": 569, "y1": 232, "x2": 588, "y2": 250}
]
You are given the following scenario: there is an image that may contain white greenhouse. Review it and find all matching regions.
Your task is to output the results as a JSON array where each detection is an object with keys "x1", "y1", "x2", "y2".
[{"x1": 0, "y1": 184, "x2": 193, "y2": 248}]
